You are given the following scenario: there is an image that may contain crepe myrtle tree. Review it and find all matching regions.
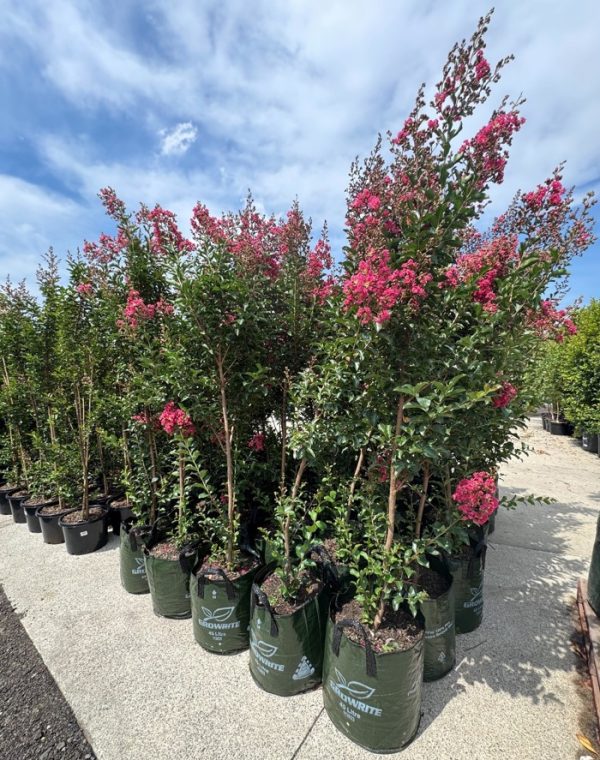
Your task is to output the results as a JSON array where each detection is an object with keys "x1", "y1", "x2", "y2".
[
  {"x1": 88, "y1": 187, "x2": 182, "y2": 524},
  {"x1": 157, "y1": 194, "x2": 334, "y2": 572},
  {"x1": 0, "y1": 279, "x2": 41, "y2": 487},
  {"x1": 289, "y1": 11, "x2": 594, "y2": 632},
  {"x1": 560, "y1": 301, "x2": 600, "y2": 433}
]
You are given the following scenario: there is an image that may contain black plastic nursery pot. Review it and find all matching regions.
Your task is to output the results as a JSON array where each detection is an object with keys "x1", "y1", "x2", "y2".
[
  {"x1": 8, "y1": 491, "x2": 29, "y2": 524},
  {"x1": 37, "y1": 505, "x2": 76, "y2": 544},
  {"x1": 0, "y1": 485, "x2": 19, "y2": 516},
  {"x1": 446, "y1": 540, "x2": 486, "y2": 634},
  {"x1": 22, "y1": 498, "x2": 56, "y2": 533},
  {"x1": 549, "y1": 420, "x2": 570, "y2": 436},
  {"x1": 191, "y1": 560, "x2": 262, "y2": 653},
  {"x1": 120, "y1": 521, "x2": 151, "y2": 594},
  {"x1": 582, "y1": 432, "x2": 599, "y2": 454},
  {"x1": 143, "y1": 546, "x2": 196, "y2": 619},
  {"x1": 248, "y1": 563, "x2": 329, "y2": 696},
  {"x1": 59, "y1": 507, "x2": 109, "y2": 555},
  {"x1": 587, "y1": 513, "x2": 600, "y2": 616},
  {"x1": 322, "y1": 609, "x2": 425, "y2": 754},
  {"x1": 420, "y1": 560, "x2": 456, "y2": 682},
  {"x1": 108, "y1": 499, "x2": 135, "y2": 535}
]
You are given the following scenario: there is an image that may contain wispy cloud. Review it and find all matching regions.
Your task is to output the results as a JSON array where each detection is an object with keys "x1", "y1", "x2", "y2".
[
  {"x1": 0, "y1": 0, "x2": 598, "y2": 299},
  {"x1": 159, "y1": 122, "x2": 198, "y2": 156}
]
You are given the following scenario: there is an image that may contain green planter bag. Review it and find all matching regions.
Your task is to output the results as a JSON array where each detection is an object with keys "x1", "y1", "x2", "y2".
[
  {"x1": 143, "y1": 544, "x2": 197, "y2": 619},
  {"x1": 587, "y1": 513, "x2": 600, "y2": 616},
  {"x1": 322, "y1": 612, "x2": 424, "y2": 753},
  {"x1": 191, "y1": 562, "x2": 261, "y2": 654},
  {"x1": 420, "y1": 561, "x2": 455, "y2": 681},
  {"x1": 248, "y1": 565, "x2": 328, "y2": 696},
  {"x1": 446, "y1": 539, "x2": 486, "y2": 634},
  {"x1": 119, "y1": 521, "x2": 151, "y2": 595}
]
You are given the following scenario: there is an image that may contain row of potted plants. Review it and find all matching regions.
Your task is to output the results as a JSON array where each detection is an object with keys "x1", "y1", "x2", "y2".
[{"x1": 0, "y1": 13, "x2": 594, "y2": 753}]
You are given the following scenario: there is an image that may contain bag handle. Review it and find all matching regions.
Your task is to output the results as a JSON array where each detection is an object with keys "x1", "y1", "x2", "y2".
[
  {"x1": 196, "y1": 566, "x2": 237, "y2": 600},
  {"x1": 332, "y1": 619, "x2": 377, "y2": 678},
  {"x1": 469, "y1": 537, "x2": 488, "y2": 574},
  {"x1": 251, "y1": 584, "x2": 279, "y2": 637},
  {"x1": 178, "y1": 543, "x2": 198, "y2": 574}
]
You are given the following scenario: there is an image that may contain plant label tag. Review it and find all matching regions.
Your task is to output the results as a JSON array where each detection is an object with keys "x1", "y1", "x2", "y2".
[{"x1": 80, "y1": 530, "x2": 88, "y2": 536}]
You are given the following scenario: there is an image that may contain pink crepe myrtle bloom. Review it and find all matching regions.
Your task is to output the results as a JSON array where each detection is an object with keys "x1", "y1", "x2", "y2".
[
  {"x1": 121, "y1": 289, "x2": 174, "y2": 328},
  {"x1": 132, "y1": 411, "x2": 161, "y2": 431},
  {"x1": 159, "y1": 402, "x2": 195, "y2": 437},
  {"x1": 76, "y1": 282, "x2": 93, "y2": 296},
  {"x1": 453, "y1": 472, "x2": 499, "y2": 526},
  {"x1": 247, "y1": 433, "x2": 266, "y2": 452},
  {"x1": 492, "y1": 382, "x2": 517, "y2": 408},
  {"x1": 98, "y1": 187, "x2": 126, "y2": 220}
]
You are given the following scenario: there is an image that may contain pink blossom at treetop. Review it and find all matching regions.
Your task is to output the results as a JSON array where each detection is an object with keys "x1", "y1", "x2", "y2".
[
  {"x1": 474, "y1": 49, "x2": 491, "y2": 80},
  {"x1": 76, "y1": 282, "x2": 93, "y2": 296},
  {"x1": 83, "y1": 230, "x2": 129, "y2": 265},
  {"x1": 342, "y1": 248, "x2": 432, "y2": 325},
  {"x1": 453, "y1": 471, "x2": 499, "y2": 526},
  {"x1": 121, "y1": 289, "x2": 174, "y2": 329},
  {"x1": 98, "y1": 187, "x2": 126, "y2": 220},
  {"x1": 159, "y1": 401, "x2": 195, "y2": 437},
  {"x1": 247, "y1": 432, "x2": 266, "y2": 452},
  {"x1": 528, "y1": 299, "x2": 577, "y2": 342},
  {"x1": 444, "y1": 235, "x2": 519, "y2": 313},
  {"x1": 460, "y1": 109, "x2": 526, "y2": 185},
  {"x1": 138, "y1": 205, "x2": 194, "y2": 257},
  {"x1": 492, "y1": 382, "x2": 518, "y2": 409}
]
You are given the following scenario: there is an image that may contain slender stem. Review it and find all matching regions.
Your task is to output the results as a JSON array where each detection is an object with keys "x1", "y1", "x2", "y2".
[
  {"x1": 373, "y1": 395, "x2": 404, "y2": 631},
  {"x1": 347, "y1": 447, "x2": 365, "y2": 519},
  {"x1": 415, "y1": 462, "x2": 431, "y2": 539},
  {"x1": 147, "y1": 423, "x2": 159, "y2": 524},
  {"x1": 97, "y1": 431, "x2": 109, "y2": 495},
  {"x1": 284, "y1": 457, "x2": 307, "y2": 578},
  {"x1": 178, "y1": 445, "x2": 185, "y2": 541},
  {"x1": 217, "y1": 350, "x2": 235, "y2": 567},
  {"x1": 279, "y1": 375, "x2": 288, "y2": 496}
]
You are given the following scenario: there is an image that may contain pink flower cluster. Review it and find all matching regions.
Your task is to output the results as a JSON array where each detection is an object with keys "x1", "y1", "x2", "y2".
[
  {"x1": 528, "y1": 299, "x2": 577, "y2": 342},
  {"x1": 138, "y1": 206, "x2": 194, "y2": 257},
  {"x1": 444, "y1": 236, "x2": 518, "y2": 312},
  {"x1": 523, "y1": 179, "x2": 565, "y2": 210},
  {"x1": 83, "y1": 230, "x2": 129, "y2": 265},
  {"x1": 98, "y1": 187, "x2": 126, "y2": 220},
  {"x1": 120, "y1": 289, "x2": 174, "y2": 329},
  {"x1": 306, "y1": 238, "x2": 335, "y2": 302},
  {"x1": 76, "y1": 282, "x2": 93, "y2": 296},
  {"x1": 131, "y1": 411, "x2": 160, "y2": 430},
  {"x1": 342, "y1": 249, "x2": 431, "y2": 325},
  {"x1": 492, "y1": 381, "x2": 517, "y2": 409},
  {"x1": 461, "y1": 110, "x2": 525, "y2": 185},
  {"x1": 247, "y1": 432, "x2": 266, "y2": 452},
  {"x1": 474, "y1": 49, "x2": 491, "y2": 80},
  {"x1": 452, "y1": 471, "x2": 499, "y2": 526},
  {"x1": 159, "y1": 401, "x2": 195, "y2": 437}
]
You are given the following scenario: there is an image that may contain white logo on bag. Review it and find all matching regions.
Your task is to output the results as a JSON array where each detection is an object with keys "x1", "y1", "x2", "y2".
[
  {"x1": 250, "y1": 635, "x2": 284, "y2": 671},
  {"x1": 131, "y1": 558, "x2": 146, "y2": 576},
  {"x1": 330, "y1": 668, "x2": 382, "y2": 718},
  {"x1": 464, "y1": 583, "x2": 483, "y2": 609},
  {"x1": 332, "y1": 668, "x2": 375, "y2": 699},
  {"x1": 198, "y1": 606, "x2": 240, "y2": 630}
]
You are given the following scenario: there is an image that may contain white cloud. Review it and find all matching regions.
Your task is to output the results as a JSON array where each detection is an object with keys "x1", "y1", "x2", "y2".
[
  {"x1": 159, "y1": 122, "x2": 198, "y2": 156},
  {"x1": 1, "y1": 0, "x2": 599, "y2": 297}
]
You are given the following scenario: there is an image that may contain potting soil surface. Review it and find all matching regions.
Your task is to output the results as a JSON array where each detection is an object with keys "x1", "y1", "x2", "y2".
[{"x1": 0, "y1": 417, "x2": 598, "y2": 759}]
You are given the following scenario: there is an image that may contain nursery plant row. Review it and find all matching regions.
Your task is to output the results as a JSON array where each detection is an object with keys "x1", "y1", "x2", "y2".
[{"x1": 0, "y1": 13, "x2": 595, "y2": 753}]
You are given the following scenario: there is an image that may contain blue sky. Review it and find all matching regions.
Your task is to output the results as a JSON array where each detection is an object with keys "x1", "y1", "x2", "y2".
[{"x1": 1, "y1": 0, "x2": 599, "y2": 302}]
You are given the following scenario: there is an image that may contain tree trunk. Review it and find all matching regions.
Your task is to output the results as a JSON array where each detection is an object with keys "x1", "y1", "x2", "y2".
[
  {"x1": 217, "y1": 351, "x2": 235, "y2": 567},
  {"x1": 415, "y1": 462, "x2": 431, "y2": 539},
  {"x1": 347, "y1": 447, "x2": 365, "y2": 518},
  {"x1": 283, "y1": 457, "x2": 307, "y2": 578},
  {"x1": 373, "y1": 396, "x2": 404, "y2": 631}
]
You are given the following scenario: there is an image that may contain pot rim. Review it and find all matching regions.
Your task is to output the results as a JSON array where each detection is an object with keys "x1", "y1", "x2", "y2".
[{"x1": 58, "y1": 506, "x2": 108, "y2": 528}]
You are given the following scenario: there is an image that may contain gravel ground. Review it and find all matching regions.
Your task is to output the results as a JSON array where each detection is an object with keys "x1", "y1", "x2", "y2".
[{"x1": 0, "y1": 584, "x2": 96, "y2": 760}]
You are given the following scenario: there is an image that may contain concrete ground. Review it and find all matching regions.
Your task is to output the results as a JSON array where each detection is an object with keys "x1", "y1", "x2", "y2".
[{"x1": 1, "y1": 417, "x2": 598, "y2": 760}]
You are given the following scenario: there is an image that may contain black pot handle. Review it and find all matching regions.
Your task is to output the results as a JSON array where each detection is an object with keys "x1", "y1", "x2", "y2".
[
  {"x1": 196, "y1": 567, "x2": 237, "y2": 600},
  {"x1": 178, "y1": 543, "x2": 198, "y2": 574},
  {"x1": 251, "y1": 584, "x2": 279, "y2": 637},
  {"x1": 332, "y1": 619, "x2": 377, "y2": 678}
]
